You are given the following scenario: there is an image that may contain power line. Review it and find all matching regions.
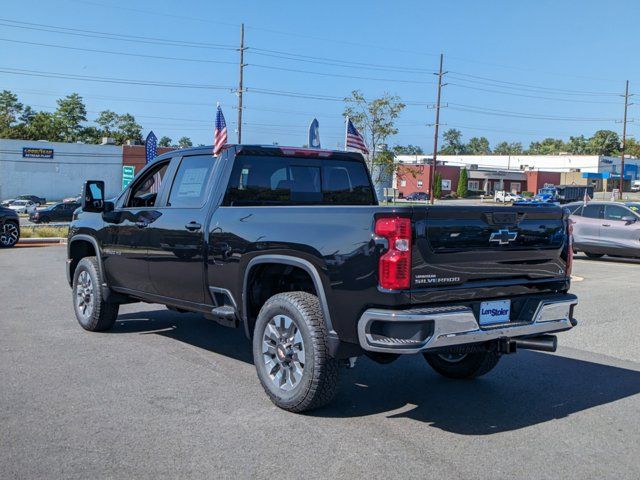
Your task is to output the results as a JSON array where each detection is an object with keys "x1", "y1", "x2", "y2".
[
  {"x1": 0, "y1": 18, "x2": 237, "y2": 50},
  {"x1": 448, "y1": 71, "x2": 620, "y2": 96},
  {"x1": 448, "y1": 103, "x2": 619, "y2": 122},
  {"x1": 0, "y1": 37, "x2": 237, "y2": 65},
  {"x1": 0, "y1": 67, "x2": 234, "y2": 90}
]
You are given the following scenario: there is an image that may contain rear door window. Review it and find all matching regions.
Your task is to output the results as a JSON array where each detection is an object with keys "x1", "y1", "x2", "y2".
[
  {"x1": 167, "y1": 155, "x2": 215, "y2": 208},
  {"x1": 582, "y1": 204, "x2": 602, "y2": 219},
  {"x1": 604, "y1": 205, "x2": 632, "y2": 221}
]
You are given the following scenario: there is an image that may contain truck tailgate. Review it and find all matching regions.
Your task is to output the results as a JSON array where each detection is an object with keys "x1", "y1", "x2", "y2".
[{"x1": 410, "y1": 205, "x2": 569, "y2": 299}]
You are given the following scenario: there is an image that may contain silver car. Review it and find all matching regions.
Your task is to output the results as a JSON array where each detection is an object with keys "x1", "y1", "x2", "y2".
[{"x1": 567, "y1": 201, "x2": 640, "y2": 259}]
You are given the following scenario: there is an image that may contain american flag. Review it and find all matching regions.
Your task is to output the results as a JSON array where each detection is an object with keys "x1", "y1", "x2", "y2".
[
  {"x1": 214, "y1": 104, "x2": 227, "y2": 156},
  {"x1": 345, "y1": 118, "x2": 369, "y2": 154}
]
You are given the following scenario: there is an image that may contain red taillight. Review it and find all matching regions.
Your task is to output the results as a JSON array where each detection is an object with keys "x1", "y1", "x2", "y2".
[
  {"x1": 566, "y1": 219, "x2": 574, "y2": 277},
  {"x1": 375, "y1": 216, "x2": 412, "y2": 290},
  {"x1": 279, "y1": 147, "x2": 332, "y2": 157}
]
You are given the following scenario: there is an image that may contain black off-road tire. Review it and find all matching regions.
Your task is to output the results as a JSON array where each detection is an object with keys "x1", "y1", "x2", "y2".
[
  {"x1": 584, "y1": 252, "x2": 604, "y2": 259},
  {"x1": 253, "y1": 291, "x2": 339, "y2": 413},
  {"x1": 424, "y1": 350, "x2": 501, "y2": 379},
  {"x1": 72, "y1": 257, "x2": 119, "y2": 331}
]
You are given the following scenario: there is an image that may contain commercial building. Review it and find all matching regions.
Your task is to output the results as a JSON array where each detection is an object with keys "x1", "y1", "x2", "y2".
[
  {"x1": 394, "y1": 153, "x2": 640, "y2": 197},
  {"x1": 0, "y1": 139, "x2": 122, "y2": 200}
]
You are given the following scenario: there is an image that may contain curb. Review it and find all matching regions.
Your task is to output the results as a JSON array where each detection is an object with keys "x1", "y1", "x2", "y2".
[{"x1": 18, "y1": 237, "x2": 67, "y2": 245}]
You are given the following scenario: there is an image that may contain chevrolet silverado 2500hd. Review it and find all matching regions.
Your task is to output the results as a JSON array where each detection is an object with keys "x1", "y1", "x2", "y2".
[{"x1": 68, "y1": 145, "x2": 577, "y2": 412}]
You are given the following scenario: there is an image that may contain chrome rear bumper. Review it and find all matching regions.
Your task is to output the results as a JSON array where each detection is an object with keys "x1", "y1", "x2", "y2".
[{"x1": 357, "y1": 295, "x2": 578, "y2": 354}]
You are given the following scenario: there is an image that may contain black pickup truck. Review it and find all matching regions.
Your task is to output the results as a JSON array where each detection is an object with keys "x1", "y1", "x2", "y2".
[{"x1": 67, "y1": 145, "x2": 578, "y2": 412}]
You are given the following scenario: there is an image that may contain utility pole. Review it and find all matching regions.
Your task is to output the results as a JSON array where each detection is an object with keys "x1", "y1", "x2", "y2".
[
  {"x1": 236, "y1": 23, "x2": 246, "y2": 144},
  {"x1": 429, "y1": 53, "x2": 446, "y2": 204},
  {"x1": 619, "y1": 80, "x2": 631, "y2": 199}
]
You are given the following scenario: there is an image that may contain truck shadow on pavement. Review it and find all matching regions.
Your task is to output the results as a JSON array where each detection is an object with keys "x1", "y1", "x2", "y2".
[{"x1": 112, "y1": 309, "x2": 640, "y2": 435}]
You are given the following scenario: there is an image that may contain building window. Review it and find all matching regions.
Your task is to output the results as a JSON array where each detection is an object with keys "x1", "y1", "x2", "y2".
[
  {"x1": 417, "y1": 180, "x2": 423, "y2": 188},
  {"x1": 510, "y1": 182, "x2": 521, "y2": 193},
  {"x1": 441, "y1": 179, "x2": 451, "y2": 190},
  {"x1": 468, "y1": 180, "x2": 480, "y2": 190},
  {"x1": 400, "y1": 179, "x2": 406, "y2": 187}
]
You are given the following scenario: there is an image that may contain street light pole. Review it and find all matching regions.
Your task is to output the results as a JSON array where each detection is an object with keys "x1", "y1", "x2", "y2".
[{"x1": 620, "y1": 80, "x2": 631, "y2": 199}]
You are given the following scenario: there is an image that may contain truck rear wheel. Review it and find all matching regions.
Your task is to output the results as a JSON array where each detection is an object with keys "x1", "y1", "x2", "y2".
[
  {"x1": 252, "y1": 291, "x2": 339, "y2": 413},
  {"x1": 424, "y1": 350, "x2": 501, "y2": 379},
  {"x1": 72, "y1": 257, "x2": 119, "y2": 331}
]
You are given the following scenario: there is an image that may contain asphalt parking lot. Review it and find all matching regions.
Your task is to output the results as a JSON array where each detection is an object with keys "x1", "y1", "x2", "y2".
[{"x1": 1, "y1": 246, "x2": 639, "y2": 479}]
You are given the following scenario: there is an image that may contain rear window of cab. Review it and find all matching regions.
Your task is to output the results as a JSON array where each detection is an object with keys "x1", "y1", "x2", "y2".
[{"x1": 223, "y1": 155, "x2": 376, "y2": 206}]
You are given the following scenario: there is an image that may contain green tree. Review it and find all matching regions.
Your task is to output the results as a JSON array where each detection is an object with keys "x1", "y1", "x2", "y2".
[
  {"x1": 433, "y1": 172, "x2": 442, "y2": 199},
  {"x1": 587, "y1": 130, "x2": 620, "y2": 156},
  {"x1": 23, "y1": 111, "x2": 61, "y2": 141},
  {"x1": 440, "y1": 128, "x2": 465, "y2": 154},
  {"x1": 493, "y1": 141, "x2": 523, "y2": 155},
  {"x1": 159, "y1": 136, "x2": 172, "y2": 147},
  {"x1": 457, "y1": 167, "x2": 469, "y2": 197},
  {"x1": 80, "y1": 126, "x2": 102, "y2": 144},
  {"x1": 177, "y1": 136, "x2": 193, "y2": 148},
  {"x1": 528, "y1": 138, "x2": 565, "y2": 155},
  {"x1": 565, "y1": 135, "x2": 588, "y2": 154},
  {"x1": 0, "y1": 90, "x2": 23, "y2": 137},
  {"x1": 95, "y1": 110, "x2": 119, "y2": 136},
  {"x1": 343, "y1": 90, "x2": 405, "y2": 180},
  {"x1": 114, "y1": 113, "x2": 142, "y2": 145},
  {"x1": 467, "y1": 136, "x2": 491, "y2": 154},
  {"x1": 55, "y1": 93, "x2": 87, "y2": 142},
  {"x1": 392, "y1": 144, "x2": 423, "y2": 155}
]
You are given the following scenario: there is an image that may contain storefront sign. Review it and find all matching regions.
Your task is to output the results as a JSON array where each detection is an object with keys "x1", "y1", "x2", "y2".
[
  {"x1": 122, "y1": 165, "x2": 135, "y2": 190},
  {"x1": 23, "y1": 147, "x2": 54, "y2": 159}
]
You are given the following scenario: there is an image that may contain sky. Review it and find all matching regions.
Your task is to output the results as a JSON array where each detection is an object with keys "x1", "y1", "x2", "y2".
[{"x1": 2, "y1": 0, "x2": 640, "y2": 151}]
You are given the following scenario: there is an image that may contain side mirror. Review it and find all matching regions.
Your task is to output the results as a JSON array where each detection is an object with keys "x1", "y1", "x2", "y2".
[
  {"x1": 82, "y1": 180, "x2": 106, "y2": 213},
  {"x1": 622, "y1": 215, "x2": 637, "y2": 224}
]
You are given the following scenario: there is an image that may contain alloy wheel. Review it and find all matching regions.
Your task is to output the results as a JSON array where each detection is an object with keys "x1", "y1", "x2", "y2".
[
  {"x1": 75, "y1": 271, "x2": 95, "y2": 319},
  {"x1": 0, "y1": 223, "x2": 19, "y2": 247},
  {"x1": 262, "y1": 315, "x2": 305, "y2": 392}
]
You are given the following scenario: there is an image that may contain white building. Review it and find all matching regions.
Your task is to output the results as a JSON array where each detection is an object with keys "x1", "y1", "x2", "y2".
[
  {"x1": 0, "y1": 139, "x2": 122, "y2": 201},
  {"x1": 395, "y1": 154, "x2": 640, "y2": 179}
]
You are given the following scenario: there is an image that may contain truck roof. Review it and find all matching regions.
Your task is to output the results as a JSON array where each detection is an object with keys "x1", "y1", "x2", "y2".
[{"x1": 154, "y1": 144, "x2": 366, "y2": 162}]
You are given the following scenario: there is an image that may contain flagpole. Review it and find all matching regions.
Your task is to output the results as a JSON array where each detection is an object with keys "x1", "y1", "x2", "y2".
[{"x1": 344, "y1": 116, "x2": 348, "y2": 151}]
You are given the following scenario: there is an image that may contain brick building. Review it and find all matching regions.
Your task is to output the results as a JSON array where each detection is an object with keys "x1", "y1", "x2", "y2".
[{"x1": 122, "y1": 145, "x2": 176, "y2": 174}]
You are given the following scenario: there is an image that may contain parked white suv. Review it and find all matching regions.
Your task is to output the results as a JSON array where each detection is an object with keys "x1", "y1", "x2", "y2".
[{"x1": 494, "y1": 190, "x2": 522, "y2": 203}]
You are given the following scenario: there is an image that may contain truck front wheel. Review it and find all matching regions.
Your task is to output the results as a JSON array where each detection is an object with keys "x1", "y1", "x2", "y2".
[
  {"x1": 252, "y1": 291, "x2": 339, "y2": 412},
  {"x1": 423, "y1": 350, "x2": 501, "y2": 379},
  {"x1": 72, "y1": 257, "x2": 119, "y2": 331}
]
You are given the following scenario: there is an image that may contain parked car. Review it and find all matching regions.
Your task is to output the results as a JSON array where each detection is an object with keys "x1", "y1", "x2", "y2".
[
  {"x1": 1, "y1": 198, "x2": 16, "y2": 207},
  {"x1": 494, "y1": 190, "x2": 522, "y2": 203},
  {"x1": 30, "y1": 201, "x2": 81, "y2": 223},
  {"x1": 67, "y1": 144, "x2": 577, "y2": 412},
  {"x1": 16, "y1": 194, "x2": 46, "y2": 206},
  {"x1": 569, "y1": 201, "x2": 640, "y2": 258},
  {"x1": 0, "y1": 205, "x2": 20, "y2": 248},
  {"x1": 404, "y1": 191, "x2": 429, "y2": 201},
  {"x1": 631, "y1": 181, "x2": 640, "y2": 193},
  {"x1": 8, "y1": 200, "x2": 37, "y2": 214}
]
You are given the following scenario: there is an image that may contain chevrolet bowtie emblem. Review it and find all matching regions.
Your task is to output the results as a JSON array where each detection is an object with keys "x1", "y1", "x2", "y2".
[{"x1": 489, "y1": 229, "x2": 518, "y2": 245}]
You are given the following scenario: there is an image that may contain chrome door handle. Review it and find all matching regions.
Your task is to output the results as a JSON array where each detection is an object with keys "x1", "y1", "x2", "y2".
[
  {"x1": 602, "y1": 224, "x2": 611, "y2": 227},
  {"x1": 185, "y1": 222, "x2": 202, "y2": 231},
  {"x1": 135, "y1": 220, "x2": 148, "y2": 228}
]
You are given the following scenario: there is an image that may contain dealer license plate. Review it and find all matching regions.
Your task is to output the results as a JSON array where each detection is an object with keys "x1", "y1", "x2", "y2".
[{"x1": 479, "y1": 300, "x2": 511, "y2": 326}]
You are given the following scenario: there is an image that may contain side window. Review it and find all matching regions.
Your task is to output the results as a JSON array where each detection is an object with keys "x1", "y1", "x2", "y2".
[
  {"x1": 582, "y1": 204, "x2": 601, "y2": 219},
  {"x1": 167, "y1": 155, "x2": 215, "y2": 208},
  {"x1": 605, "y1": 205, "x2": 631, "y2": 221},
  {"x1": 126, "y1": 161, "x2": 169, "y2": 208},
  {"x1": 568, "y1": 204, "x2": 583, "y2": 216}
]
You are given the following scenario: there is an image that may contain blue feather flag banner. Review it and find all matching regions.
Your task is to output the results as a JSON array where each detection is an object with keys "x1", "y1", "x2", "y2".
[
  {"x1": 145, "y1": 131, "x2": 158, "y2": 164},
  {"x1": 308, "y1": 118, "x2": 321, "y2": 149}
]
